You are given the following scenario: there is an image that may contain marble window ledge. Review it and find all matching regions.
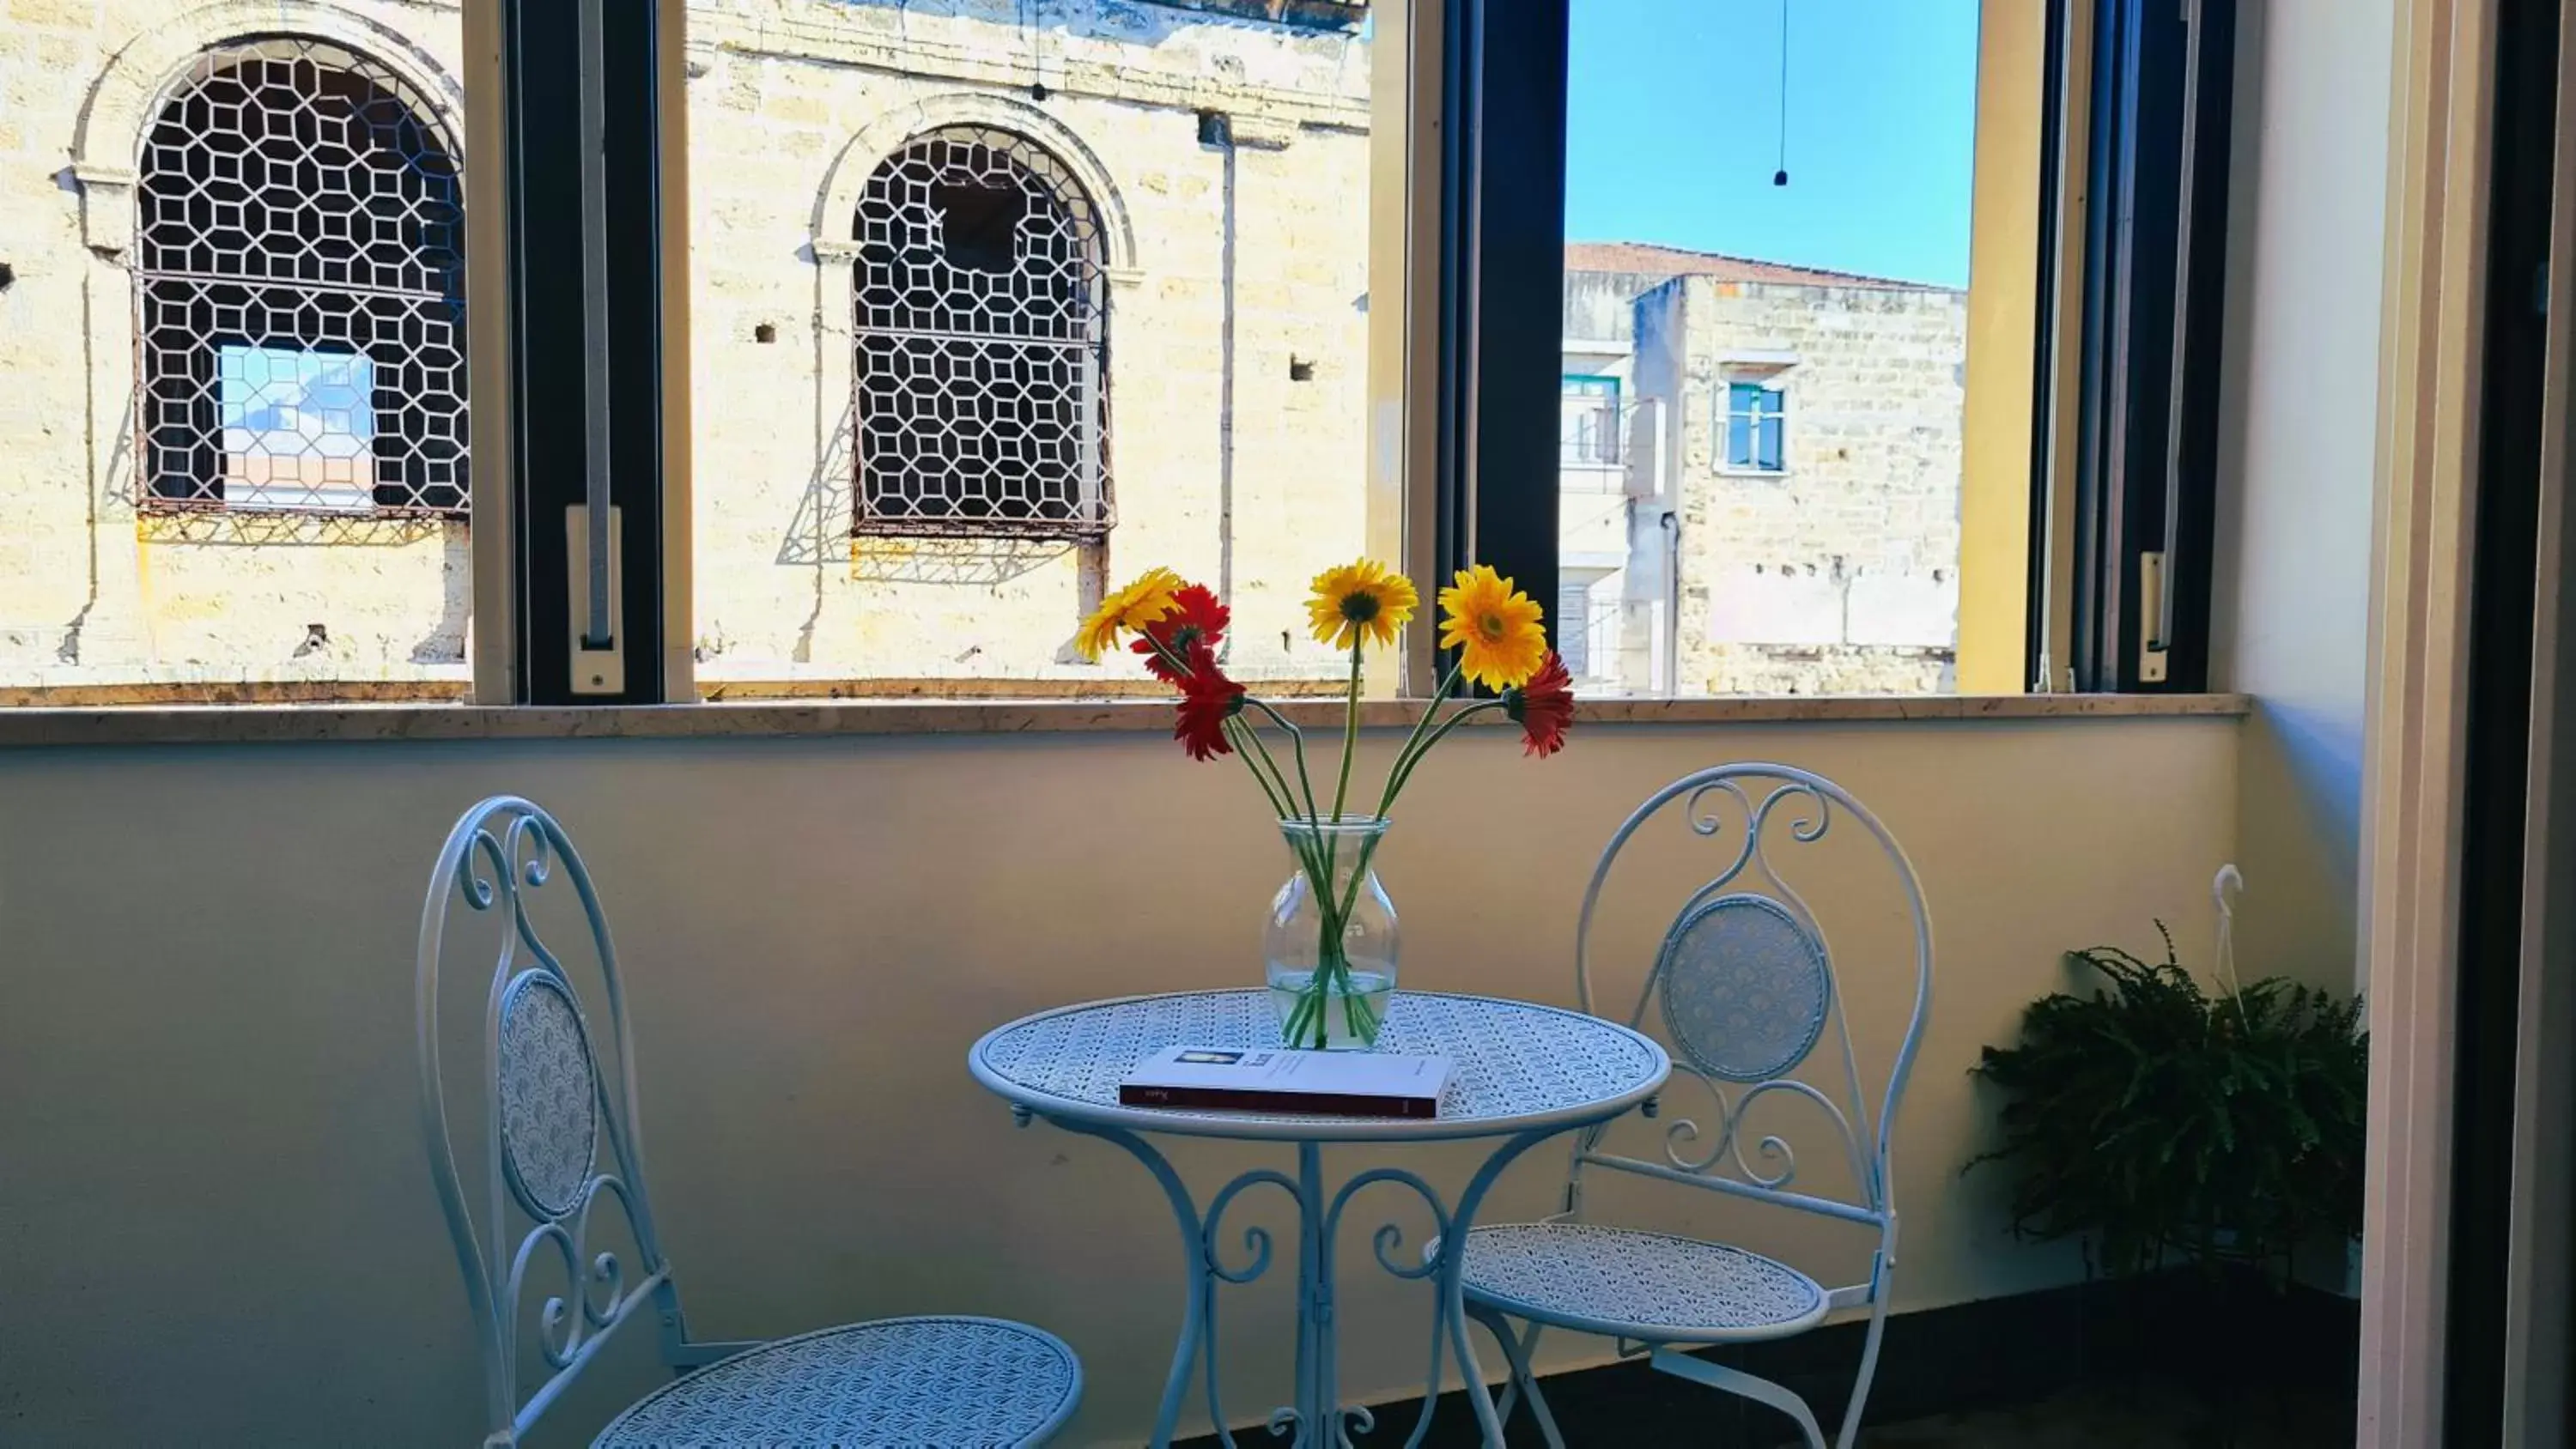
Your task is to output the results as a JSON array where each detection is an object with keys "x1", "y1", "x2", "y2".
[{"x1": 0, "y1": 693, "x2": 2249, "y2": 748}]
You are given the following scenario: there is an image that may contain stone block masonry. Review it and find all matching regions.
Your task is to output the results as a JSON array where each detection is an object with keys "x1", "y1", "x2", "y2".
[{"x1": 1629, "y1": 273, "x2": 1967, "y2": 695}]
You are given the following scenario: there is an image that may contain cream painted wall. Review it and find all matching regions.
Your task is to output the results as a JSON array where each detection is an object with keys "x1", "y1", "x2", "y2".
[
  {"x1": 2208, "y1": 0, "x2": 2393, "y2": 997},
  {"x1": 0, "y1": 718, "x2": 2233, "y2": 1445}
]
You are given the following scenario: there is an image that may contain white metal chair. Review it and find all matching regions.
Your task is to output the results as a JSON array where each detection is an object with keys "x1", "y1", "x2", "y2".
[
  {"x1": 416, "y1": 796, "x2": 1082, "y2": 1447},
  {"x1": 1454, "y1": 764, "x2": 1933, "y2": 1449}
]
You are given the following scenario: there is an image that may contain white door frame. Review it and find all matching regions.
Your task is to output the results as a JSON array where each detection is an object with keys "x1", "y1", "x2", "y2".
[{"x1": 2357, "y1": 0, "x2": 2498, "y2": 1441}]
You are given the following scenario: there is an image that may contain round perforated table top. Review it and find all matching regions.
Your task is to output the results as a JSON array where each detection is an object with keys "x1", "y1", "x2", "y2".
[{"x1": 970, "y1": 989, "x2": 1670, "y2": 1143}]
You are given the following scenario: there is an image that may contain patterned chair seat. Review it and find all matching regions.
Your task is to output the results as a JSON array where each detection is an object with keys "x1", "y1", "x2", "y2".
[
  {"x1": 595, "y1": 1316, "x2": 1082, "y2": 1448},
  {"x1": 1458, "y1": 1222, "x2": 1831, "y2": 1344}
]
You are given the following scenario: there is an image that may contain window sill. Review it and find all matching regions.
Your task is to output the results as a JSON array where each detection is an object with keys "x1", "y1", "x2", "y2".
[{"x1": 0, "y1": 693, "x2": 2249, "y2": 748}]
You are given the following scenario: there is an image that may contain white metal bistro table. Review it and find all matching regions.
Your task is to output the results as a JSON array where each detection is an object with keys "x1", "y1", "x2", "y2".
[{"x1": 969, "y1": 988, "x2": 1670, "y2": 1448}]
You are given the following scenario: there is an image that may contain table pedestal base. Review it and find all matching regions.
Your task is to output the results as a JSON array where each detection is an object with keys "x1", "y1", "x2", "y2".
[{"x1": 1051, "y1": 1117, "x2": 1561, "y2": 1449}]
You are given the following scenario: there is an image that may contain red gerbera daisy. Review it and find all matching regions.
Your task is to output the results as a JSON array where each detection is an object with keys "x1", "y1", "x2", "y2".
[
  {"x1": 1135, "y1": 584, "x2": 1230, "y2": 683},
  {"x1": 1504, "y1": 652, "x2": 1574, "y2": 758},
  {"x1": 1173, "y1": 647, "x2": 1247, "y2": 761}
]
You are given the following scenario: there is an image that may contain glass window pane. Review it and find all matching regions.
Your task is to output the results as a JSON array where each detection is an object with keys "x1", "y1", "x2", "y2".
[
  {"x1": 1564, "y1": 0, "x2": 1974, "y2": 697},
  {"x1": 1564, "y1": 373, "x2": 1619, "y2": 466},
  {"x1": 220, "y1": 345, "x2": 379, "y2": 512},
  {"x1": 1557, "y1": 579, "x2": 1594, "y2": 677},
  {"x1": 687, "y1": 3, "x2": 1378, "y2": 698}
]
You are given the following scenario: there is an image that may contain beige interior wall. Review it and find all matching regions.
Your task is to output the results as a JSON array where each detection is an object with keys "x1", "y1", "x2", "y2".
[
  {"x1": 2208, "y1": 0, "x2": 2396, "y2": 998},
  {"x1": 0, "y1": 718, "x2": 2233, "y2": 1445}
]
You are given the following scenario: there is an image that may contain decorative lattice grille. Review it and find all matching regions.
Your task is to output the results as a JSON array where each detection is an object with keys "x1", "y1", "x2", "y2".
[
  {"x1": 853, "y1": 126, "x2": 1111, "y2": 541},
  {"x1": 135, "y1": 38, "x2": 468, "y2": 515}
]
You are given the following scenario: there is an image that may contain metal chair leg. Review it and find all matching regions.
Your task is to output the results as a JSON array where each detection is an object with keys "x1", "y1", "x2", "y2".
[
  {"x1": 1504, "y1": 1320, "x2": 1566, "y2": 1449},
  {"x1": 1833, "y1": 1297, "x2": 1893, "y2": 1449},
  {"x1": 1469, "y1": 1306, "x2": 1565, "y2": 1449},
  {"x1": 1651, "y1": 1345, "x2": 1826, "y2": 1449}
]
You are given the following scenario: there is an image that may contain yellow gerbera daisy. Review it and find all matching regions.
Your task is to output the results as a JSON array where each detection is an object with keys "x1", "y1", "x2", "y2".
[
  {"x1": 1438, "y1": 565, "x2": 1549, "y2": 689},
  {"x1": 1305, "y1": 560, "x2": 1419, "y2": 651},
  {"x1": 1076, "y1": 567, "x2": 1186, "y2": 660}
]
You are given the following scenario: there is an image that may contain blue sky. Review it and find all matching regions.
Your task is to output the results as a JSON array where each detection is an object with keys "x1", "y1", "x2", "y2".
[{"x1": 1566, "y1": 0, "x2": 1980, "y2": 287}]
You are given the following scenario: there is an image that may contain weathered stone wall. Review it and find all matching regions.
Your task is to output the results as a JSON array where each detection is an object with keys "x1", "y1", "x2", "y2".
[
  {"x1": 0, "y1": 0, "x2": 1370, "y2": 695},
  {"x1": 690, "y1": 0, "x2": 1372, "y2": 688},
  {"x1": 1633, "y1": 274, "x2": 1966, "y2": 696},
  {"x1": 0, "y1": 0, "x2": 474, "y2": 694}
]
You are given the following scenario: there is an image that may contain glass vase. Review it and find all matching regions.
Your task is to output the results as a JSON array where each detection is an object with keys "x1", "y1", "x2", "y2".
[{"x1": 1265, "y1": 815, "x2": 1400, "y2": 1050}]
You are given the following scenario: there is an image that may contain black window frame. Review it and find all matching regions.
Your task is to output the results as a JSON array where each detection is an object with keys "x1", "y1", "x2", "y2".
[
  {"x1": 1436, "y1": 0, "x2": 1566, "y2": 672},
  {"x1": 496, "y1": 0, "x2": 669, "y2": 706},
  {"x1": 2064, "y1": 0, "x2": 2236, "y2": 693},
  {"x1": 1466, "y1": 0, "x2": 2233, "y2": 700},
  {"x1": 487, "y1": 0, "x2": 2225, "y2": 706}
]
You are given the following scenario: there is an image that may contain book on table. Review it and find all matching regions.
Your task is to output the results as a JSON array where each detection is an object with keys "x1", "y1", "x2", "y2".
[{"x1": 1118, "y1": 1046, "x2": 1455, "y2": 1119}]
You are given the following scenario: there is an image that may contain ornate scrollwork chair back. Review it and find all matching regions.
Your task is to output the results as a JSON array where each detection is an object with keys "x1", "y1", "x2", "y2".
[
  {"x1": 1455, "y1": 764, "x2": 1933, "y2": 1449},
  {"x1": 1571, "y1": 764, "x2": 1933, "y2": 1224},
  {"x1": 416, "y1": 797, "x2": 680, "y2": 1445},
  {"x1": 416, "y1": 797, "x2": 1081, "y2": 1448}
]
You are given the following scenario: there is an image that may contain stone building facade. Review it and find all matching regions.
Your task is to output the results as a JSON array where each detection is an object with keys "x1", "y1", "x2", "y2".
[
  {"x1": 0, "y1": 0, "x2": 482, "y2": 699},
  {"x1": 1559, "y1": 243, "x2": 1967, "y2": 697},
  {"x1": 688, "y1": 0, "x2": 1373, "y2": 691},
  {"x1": 0, "y1": 0, "x2": 1371, "y2": 698}
]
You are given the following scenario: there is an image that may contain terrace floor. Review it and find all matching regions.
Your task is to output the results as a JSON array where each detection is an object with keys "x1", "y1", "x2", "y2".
[{"x1": 1181, "y1": 1276, "x2": 2359, "y2": 1449}]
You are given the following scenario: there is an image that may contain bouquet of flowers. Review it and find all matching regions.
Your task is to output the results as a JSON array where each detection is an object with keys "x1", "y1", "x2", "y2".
[{"x1": 1078, "y1": 558, "x2": 1574, "y2": 1047}]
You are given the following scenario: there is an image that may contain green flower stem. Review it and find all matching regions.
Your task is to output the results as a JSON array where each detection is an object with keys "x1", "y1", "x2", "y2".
[
  {"x1": 1376, "y1": 658, "x2": 1465, "y2": 816},
  {"x1": 1285, "y1": 662, "x2": 1467, "y2": 1009},
  {"x1": 1142, "y1": 630, "x2": 1303, "y2": 832},
  {"x1": 1230, "y1": 717, "x2": 1299, "y2": 819},
  {"x1": 1242, "y1": 696, "x2": 1323, "y2": 826},
  {"x1": 1330, "y1": 640, "x2": 1364, "y2": 822},
  {"x1": 1283, "y1": 834, "x2": 1384, "y2": 1049},
  {"x1": 1224, "y1": 718, "x2": 1294, "y2": 820},
  {"x1": 1321, "y1": 639, "x2": 1365, "y2": 891},
  {"x1": 1330, "y1": 831, "x2": 1383, "y2": 941},
  {"x1": 1138, "y1": 624, "x2": 1388, "y2": 1048},
  {"x1": 1309, "y1": 659, "x2": 1470, "y2": 937},
  {"x1": 1379, "y1": 699, "x2": 1508, "y2": 813}
]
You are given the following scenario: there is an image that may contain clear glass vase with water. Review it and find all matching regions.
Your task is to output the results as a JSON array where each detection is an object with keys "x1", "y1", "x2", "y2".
[{"x1": 1265, "y1": 815, "x2": 1400, "y2": 1050}]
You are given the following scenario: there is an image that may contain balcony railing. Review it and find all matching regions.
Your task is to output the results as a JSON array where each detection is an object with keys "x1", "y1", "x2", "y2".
[{"x1": 1560, "y1": 407, "x2": 1621, "y2": 467}]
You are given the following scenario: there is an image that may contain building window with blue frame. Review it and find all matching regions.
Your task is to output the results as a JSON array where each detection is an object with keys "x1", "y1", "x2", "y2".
[
  {"x1": 1724, "y1": 379, "x2": 1785, "y2": 472},
  {"x1": 1560, "y1": 374, "x2": 1620, "y2": 465}
]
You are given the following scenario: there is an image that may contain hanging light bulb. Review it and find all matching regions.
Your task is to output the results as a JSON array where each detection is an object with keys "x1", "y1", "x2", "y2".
[{"x1": 1773, "y1": 0, "x2": 1790, "y2": 186}]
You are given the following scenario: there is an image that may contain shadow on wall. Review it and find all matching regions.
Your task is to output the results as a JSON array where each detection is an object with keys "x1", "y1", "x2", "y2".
[
  {"x1": 2236, "y1": 699, "x2": 2365, "y2": 991},
  {"x1": 131, "y1": 511, "x2": 452, "y2": 549},
  {"x1": 409, "y1": 521, "x2": 471, "y2": 664},
  {"x1": 773, "y1": 399, "x2": 1072, "y2": 586},
  {"x1": 851, "y1": 537, "x2": 1074, "y2": 586},
  {"x1": 776, "y1": 397, "x2": 859, "y2": 567}
]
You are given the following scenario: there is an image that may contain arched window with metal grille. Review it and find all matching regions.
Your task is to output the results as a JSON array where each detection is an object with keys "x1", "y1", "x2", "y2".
[
  {"x1": 851, "y1": 125, "x2": 1112, "y2": 541},
  {"x1": 135, "y1": 38, "x2": 467, "y2": 516}
]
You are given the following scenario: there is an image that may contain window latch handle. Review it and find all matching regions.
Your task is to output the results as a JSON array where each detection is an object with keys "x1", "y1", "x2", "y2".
[{"x1": 568, "y1": 505, "x2": 623, "y2": 696}]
